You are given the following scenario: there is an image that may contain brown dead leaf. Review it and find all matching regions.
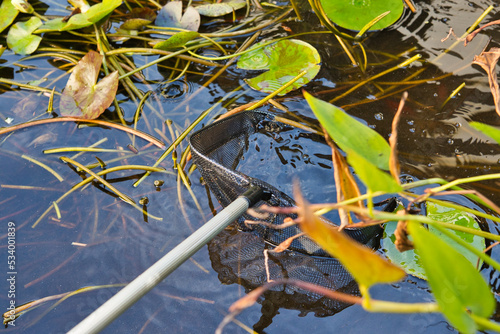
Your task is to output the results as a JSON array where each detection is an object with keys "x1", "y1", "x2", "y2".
[
  {"x1": 394, "y1": 211, "x2": 414, "y2": 252},
  {"x1": 472, "y1": 48, "x2": 500, "y2": 117}
]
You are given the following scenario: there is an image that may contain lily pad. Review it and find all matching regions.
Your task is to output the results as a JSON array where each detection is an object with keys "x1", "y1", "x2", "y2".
[
  {"x1": 0, "y1": 0, "x2": 19, "y2": 34},
  {"x1": 59, "y1": 50, "x2": 118, "y2": 119},
  {"x1": 36, "y1": 0, "x2": 122, "y2": 32},
  {"x1": 196, "y1": 0, "x2": 246, "y2": 17},
  {"x1": 155, "y1": 1, "x2": 200, "y2": 31},
  {"x1": 7, "y1": 17, "x2": 42, "y2": 55},
  {"x1": 320, "y1": 0, "x2": 404, "y2": 31},
  {"x1": 382, "y1": 201, "x2": 486, "y2": 280},
  {"x1": 237, "y1": 39, "x2": 321, "y2": 96}
]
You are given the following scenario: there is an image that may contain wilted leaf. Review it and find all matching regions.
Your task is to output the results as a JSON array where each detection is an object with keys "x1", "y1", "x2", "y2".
[
  {"x1": 237, "y1": 39, "x2": 320, "y2": 96},
  {"x1": 408, "y1": 222, "x2": 494, "y2": 334},
  {"x1": 383, "y1": 201, "x2": 486, "y2": 280},
  {"x1": 121, "y1": 7, "x2": 156, "y2": 30},
  {"x1": 295, "y1": 186, "x2": 406, "y2": 288},
  {"x1": 347, "y1": 150, "x2": 402, "y2": 193},
  {"x1": 320, "y1": 0, "x2": 403, "y2": 31},
  {"x1": 155, "y1": 1, "x2": 200, "y2": 31},
  {"x1": 305, "y1": 92, "x2": 391, "y2": 170},
  {"x1": 7, "y1": 17, "x2": 42, "y2": 55},
  {"x1": 472, "y1": 48, "x2": 500, "y2": 117},
  {"x1": 153, "y1": 31, "x2": 200, "y2": 50},
  {"x1": 196, "y1": 0, "x2": 246, "y2": 17},
  {"x1": 0, "y1": 0, "x2": 19, "y2": 34},
  {"x1": 37, "y1": 0, "x2": 122, "y2": 32},
  {"x1": 331, "y1": 144, "x2": 363, "y2": 228},
  {"x1": 59, "y1": 50, "x2": 118, "y2": 119}
]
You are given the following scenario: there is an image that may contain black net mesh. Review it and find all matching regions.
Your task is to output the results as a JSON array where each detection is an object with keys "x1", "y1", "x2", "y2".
[{"x1": 190, "y1": 110, "x2": 394, "y2": 256}]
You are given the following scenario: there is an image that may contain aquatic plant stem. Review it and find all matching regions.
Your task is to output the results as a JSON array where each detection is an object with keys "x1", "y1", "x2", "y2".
[
  {"x1": 0, "y1": 117, "x2": 166, "y2": 149},
  {"x1": 32, "y1": 165, "x2": 166, "y2": 228},
  {"x1": 60, "y1": 156, "x2": 136, "y2": 205},
  {"x1": 330, "y1": 54, "x2": 422, "y2": 103}
]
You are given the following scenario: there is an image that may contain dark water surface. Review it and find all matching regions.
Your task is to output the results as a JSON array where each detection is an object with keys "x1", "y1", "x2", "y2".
[{"x1": 1, "y1": 0, "x2": 500, "y2": 333}]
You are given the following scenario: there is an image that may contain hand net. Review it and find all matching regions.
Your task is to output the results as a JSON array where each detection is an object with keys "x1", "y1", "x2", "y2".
[{"x1": 189, "y1": 110, "x2": 395, "y2": 256}]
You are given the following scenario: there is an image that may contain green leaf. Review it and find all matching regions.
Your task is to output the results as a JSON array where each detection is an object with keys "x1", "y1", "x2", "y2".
[
  {"x1": 37, "y1": 0, "x2": 122, "y2": 32},
  {"x1": 153, "y1": 31, "x2": 200, "y2": 50},
  {"x1": 155, "y1": 1, "x2": 200, "y2": 31},
  {"x1": 59, "y1": 50, "x2": 118, "y2": 119},
  {"x1": 470, "y1": 122, "x2": 500, "y2": 144},
  {"x1": 304, "y1": 91, "x2": 391, "y2": 170},
  {"x1": 7, "y1": 17, "x2": 42, "y2": 55},
  {"x1": 346, "y1": 150, "x2": 402, "y2": 193},
  {"x1": 320, "y1": 0, "x2": 404, "y2": 31},
  {"x1": 383, "y1": 201, "x2": 486, "y2": 280},
  {"x1": 408, "y1": 222, "x2": 495, "y2": 334},
  {"x1": 0, "y1": 0, "x2": 19, "y2": 34},
  {"x1": 237, "y1": 39, "x2": 321, "y2": 96},
  {"x1": 196, "y1": 0, "x2": 246, "y2": 17}
]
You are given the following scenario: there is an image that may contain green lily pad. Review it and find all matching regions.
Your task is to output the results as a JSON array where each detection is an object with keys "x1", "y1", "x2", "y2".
[
  {"x1": 155, "y1": 1, "x2": 200, "y2": 31},
  {"x1": 237, "y1": 39, "x2": 320, "y2": 96},
  {"x1": 7, "y1": 17, "x2": 42, "y2": 55},
  {"x1": 59, "y1": 50, "x2": 118, "y2": 119},
  {"x1": 0, "y1": 0, "x2": 19, "y2": 34},
  {"x1": 382, "y1": 201, "x2": 486, "y2": 280},
  {"x1": 320, "y1": 0, "x2": 404, "y2": 31},
  {"x1": 196, "y1": 0, "x2": 246, "y2": 17},
  {"x1": 36, "y1": 0, "x2": 122, "y2": 32}
]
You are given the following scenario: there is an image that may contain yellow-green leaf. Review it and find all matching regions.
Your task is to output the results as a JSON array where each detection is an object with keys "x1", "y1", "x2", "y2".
[{"x1": 295, "y1": 186, "x2": 405, "y2": 288}]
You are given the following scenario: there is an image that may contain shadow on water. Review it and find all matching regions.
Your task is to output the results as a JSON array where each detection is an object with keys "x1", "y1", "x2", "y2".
[{"x1": 1, "y1": 0, "x2": 500, "y2": 333}]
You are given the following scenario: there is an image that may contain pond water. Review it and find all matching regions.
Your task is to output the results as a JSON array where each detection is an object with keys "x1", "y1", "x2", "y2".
[{"x1": 1, "y1": 0, "x2": 500, "y2": 333}]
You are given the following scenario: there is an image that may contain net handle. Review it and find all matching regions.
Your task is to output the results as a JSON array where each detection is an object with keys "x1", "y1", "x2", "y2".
[{"x1": 68, "y1": 186, "x2": 264, "y2": 334}]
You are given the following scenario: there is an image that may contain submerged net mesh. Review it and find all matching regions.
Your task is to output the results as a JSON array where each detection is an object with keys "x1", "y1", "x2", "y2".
[{"x1": 189, "y1": 110, "x2": 395, "y2": 256}]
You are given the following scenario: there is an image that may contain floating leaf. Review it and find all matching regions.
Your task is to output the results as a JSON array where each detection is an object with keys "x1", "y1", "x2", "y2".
[
  {"x1": 196, "y1": 0, "x2": 246, "y2": 17},
  {"x1": 346, "y1": 150, "x2": 402, "y2": 193},
  {"x1": 331, "y1": 144, "x2": 364, "y2": 228},
  {"x1": 153, "y1": 31, "x2": 200, "y2": 50},
  {"x1": 0, "y1": 0, "x2": 19, "y2": 34},
  {"x1": 319, "y1": 0, "x2": 404, "y2": 31},
  {"x1": 408, "y1": 222, "x2": 494, "y2": 334},
  {"x1": 7, "y1": 17, "x2": 42, "y2": 55},
  {"x1": 304, "y1": 92, "x2": 391, "y2": 170},
  {"x1": 237, "y1": 39, "x2": 320, "y2": 96},
  {"x1": 470, "y1": 121, "x2": 500, "y2": 144},
  {"x1": 295, "y1": 186, "x2": 406, "y2": 288},
  {"x1": 383, "y1": 202, "x2": 486, "y2": 279},
  {"x1": 155, "y1": 1, "x2": 200, "y2": 31},
  {"x1": 37, "y1": 0, "x2": 122, "y2": 32},
  {"x1": 59, "y1": 51, "x2": 118, "y2": 119}
]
